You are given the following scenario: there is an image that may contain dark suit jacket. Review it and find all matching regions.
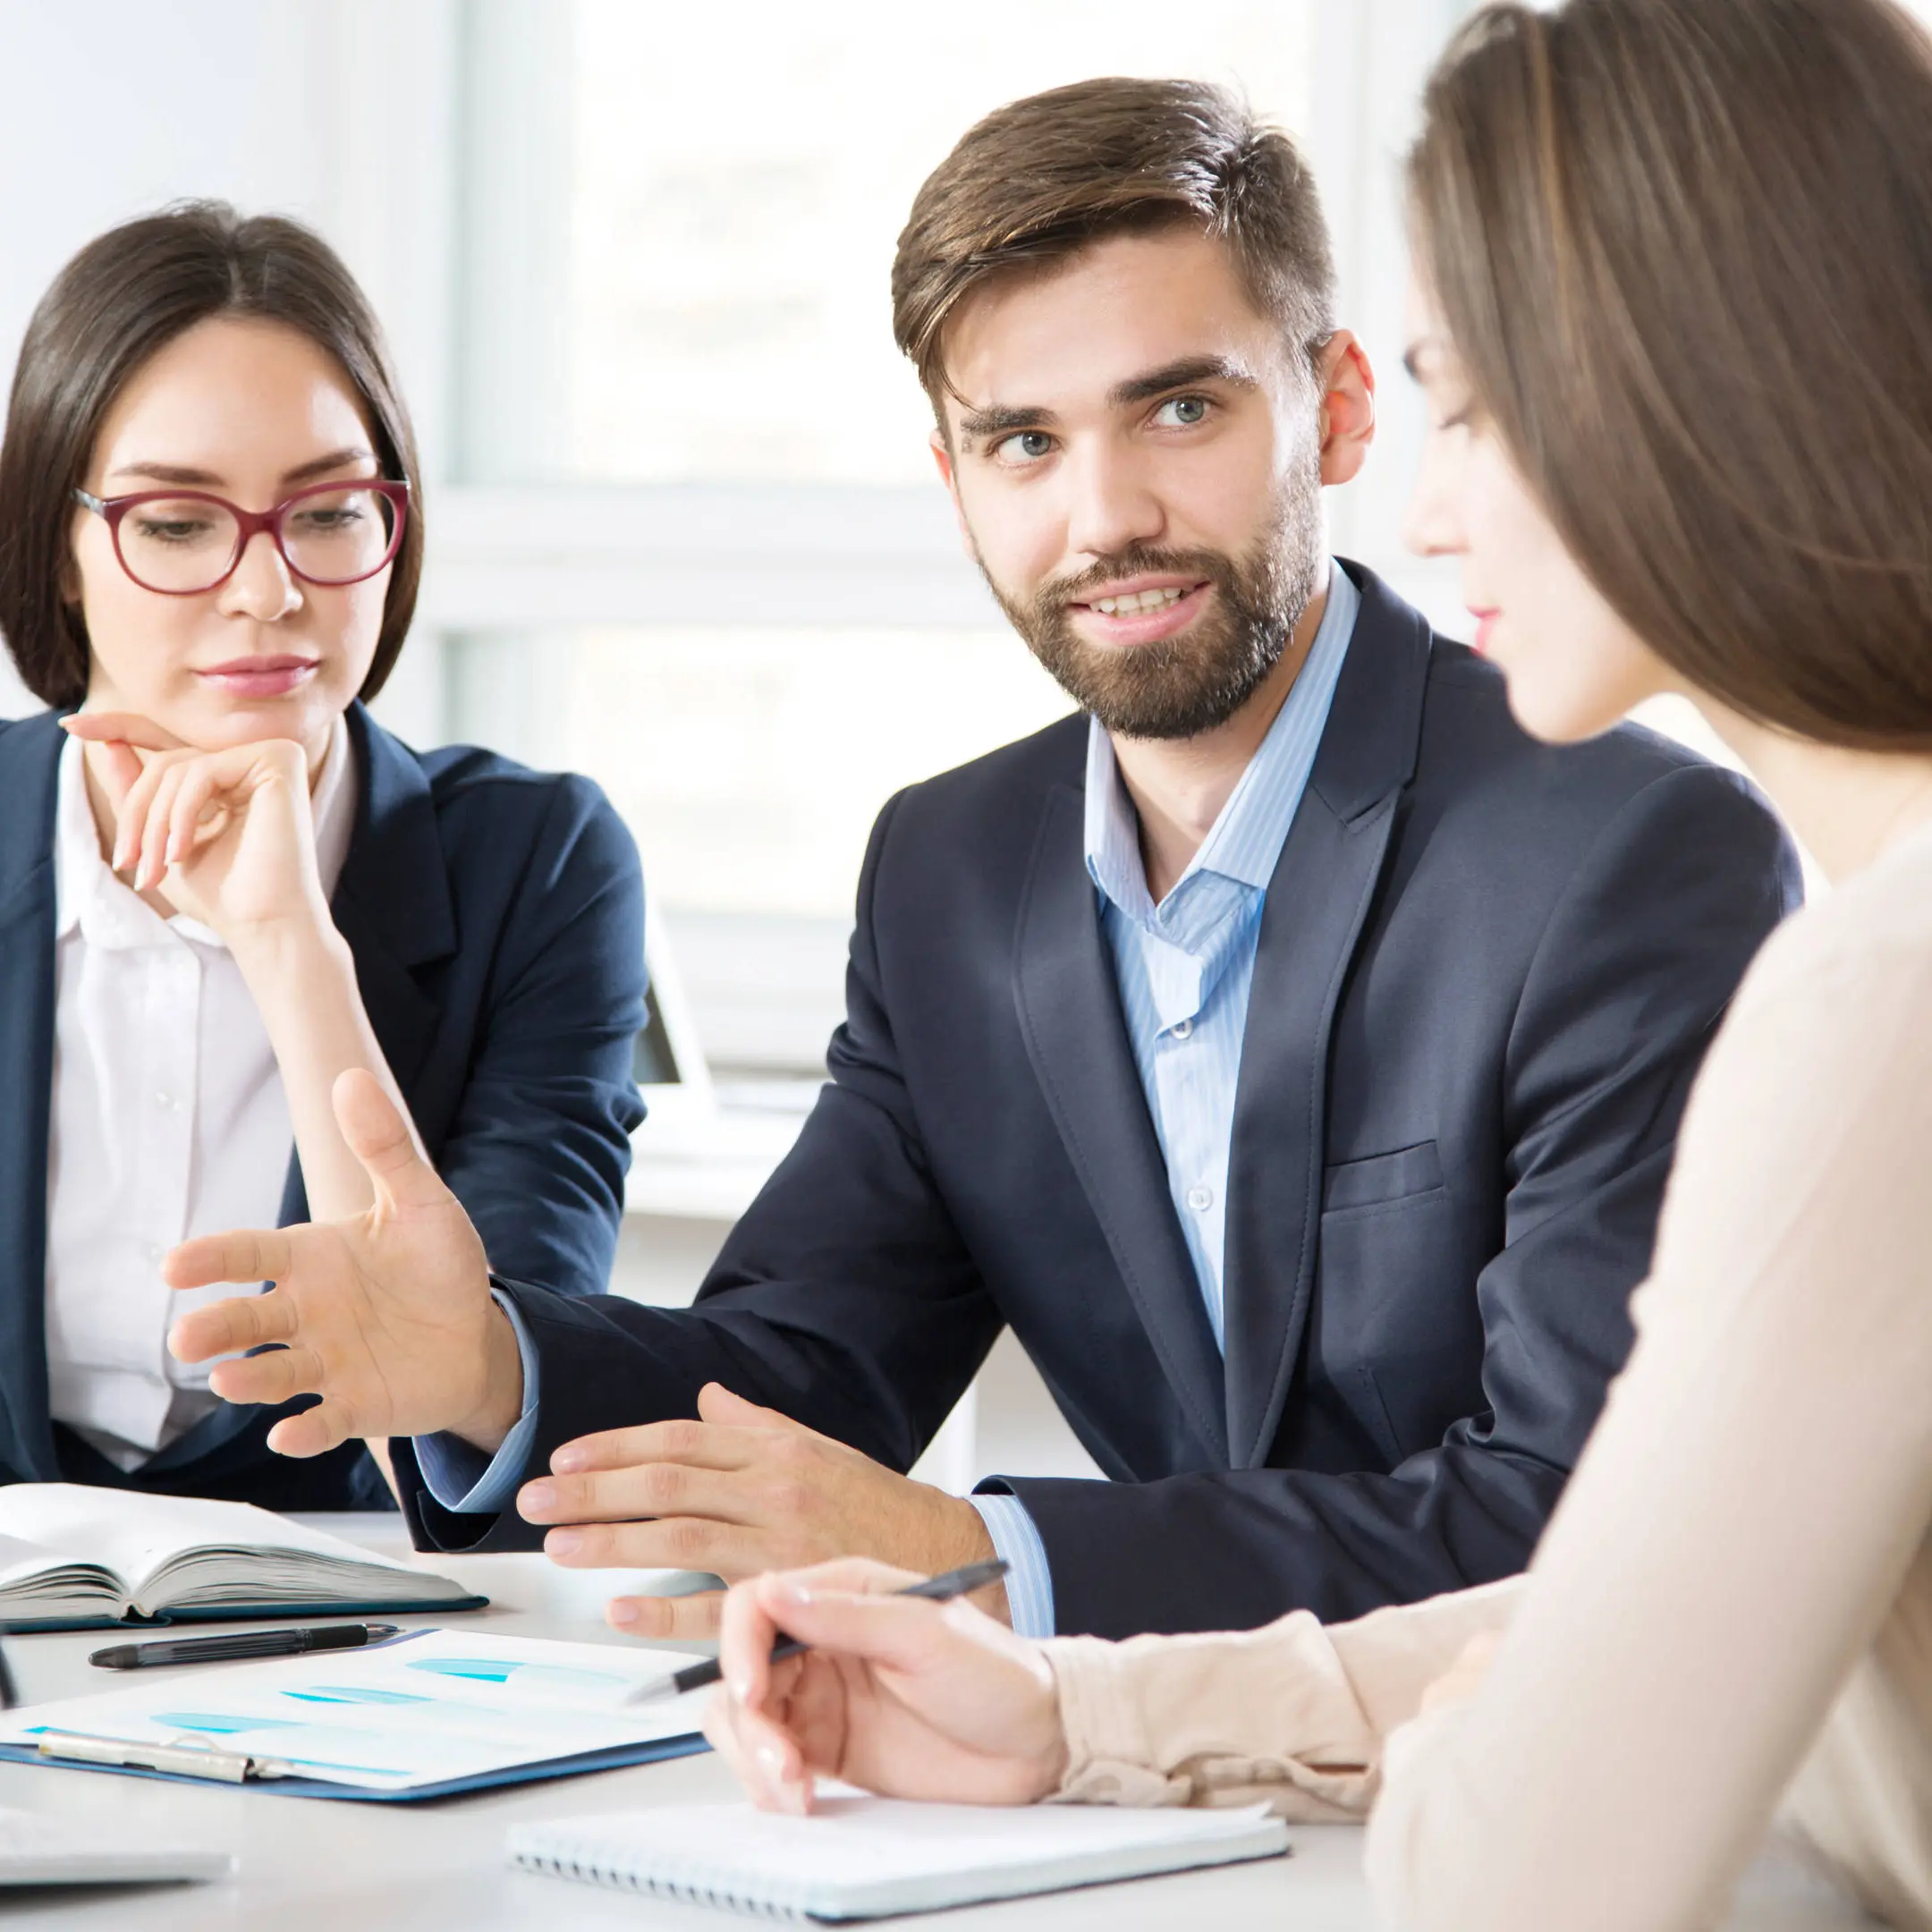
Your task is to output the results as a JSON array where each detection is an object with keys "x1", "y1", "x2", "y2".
[
  {"x1": 396, "y1": 564, "x2": 1801, "y2": 1636},
  {"x1": 0, "y1": 701, "x2": 646, "y2": 1510}
]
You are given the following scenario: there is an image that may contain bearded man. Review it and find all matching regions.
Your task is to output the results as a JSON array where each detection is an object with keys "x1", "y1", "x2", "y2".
[{"x1": 166, "y1": 78, "x2": 1799, "y2": 1640}]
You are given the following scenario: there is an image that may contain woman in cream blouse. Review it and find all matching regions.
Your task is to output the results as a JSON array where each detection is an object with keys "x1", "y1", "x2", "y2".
[{"x1": 698, "y1": 0, "x2": 1932, "y2": 1925}]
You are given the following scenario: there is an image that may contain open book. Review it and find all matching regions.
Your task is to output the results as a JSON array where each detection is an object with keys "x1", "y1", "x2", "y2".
[{"x1": 0, "y1": 1486, "x2": 485, "y2": 1628}]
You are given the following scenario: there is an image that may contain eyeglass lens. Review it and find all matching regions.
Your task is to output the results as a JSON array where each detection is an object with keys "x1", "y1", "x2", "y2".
[{"x1": 116, "y1": 488, "x2": 399, "y2": 593}]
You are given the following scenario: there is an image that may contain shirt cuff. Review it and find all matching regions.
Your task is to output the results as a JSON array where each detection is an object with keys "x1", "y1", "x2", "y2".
[
  {"x1": 411, "y1": 1289, "x2": 542, "y2": 1513},
  {"x1": 970, "y1": 1490, "x2": 1056, "y2": 1639}
]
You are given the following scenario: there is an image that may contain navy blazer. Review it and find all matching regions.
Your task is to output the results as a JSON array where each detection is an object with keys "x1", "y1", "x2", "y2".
[
  {"x1": 0, "y1": 701, "x2": 646, "y2": 1510},
  {"x1": 396, "y1": 565, "x2": 1801, "y2": 1636}
]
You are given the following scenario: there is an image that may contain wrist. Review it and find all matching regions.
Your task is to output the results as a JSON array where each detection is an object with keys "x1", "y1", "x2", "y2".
[
  {"x1": 449, "y1": 1299, "x2": 527, "y2": 1453},
  {"x1": 225, "y1": 903, "x2": 347, "y2": 980}
]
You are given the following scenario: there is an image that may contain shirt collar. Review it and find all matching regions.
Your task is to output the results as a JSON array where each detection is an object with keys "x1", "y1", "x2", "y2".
[
  {"x1": 1083, "y1": 559, "x2": 1360, "y2": 915},
  {"x1": 54, "y1": 714, "x2": 359, "y2": 949}
]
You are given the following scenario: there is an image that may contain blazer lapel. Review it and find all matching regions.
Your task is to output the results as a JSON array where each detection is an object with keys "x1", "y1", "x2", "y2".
[
  {"x1": 1013, "y1": 783, "x2": 1229, "y2": 1464},
  {"x1": 328, "y1": 705, "x2": 455, "y2": 1098},
  {"x1": 1222, "y1": 565, "x2": 1433, "y2": 1467},
  {"x1": 0, "y1": 715, "x2": 67, "y2": 1479}
]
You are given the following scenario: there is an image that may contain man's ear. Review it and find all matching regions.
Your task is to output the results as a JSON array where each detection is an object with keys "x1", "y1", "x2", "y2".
[
  {"x1": 929, "y1": 427, "x2": 974, "y2": 551},
  {"x1": 1315, "y1": 329, "x2": 1377, "y2": 488}
]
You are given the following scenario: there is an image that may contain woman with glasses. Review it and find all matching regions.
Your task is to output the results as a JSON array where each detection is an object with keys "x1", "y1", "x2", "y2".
[
  {"x1": 695, "y1": 0, "x2": 1932, "y2": 1924},
  {"x1": 0, "y1": 203, "x2": 645, "y2": 1511}
]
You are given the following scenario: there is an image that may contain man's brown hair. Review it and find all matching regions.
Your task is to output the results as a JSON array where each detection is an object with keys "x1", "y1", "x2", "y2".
[
  {"x1": 0, "y1": 199, "x2": 424, "y2": 710},
  {"x1": 1411, "y1": 0, "x2": 1932, "y2": 749},
  {"x1": 892, "y1": 77, "x2": 1336, "y2": 413}
]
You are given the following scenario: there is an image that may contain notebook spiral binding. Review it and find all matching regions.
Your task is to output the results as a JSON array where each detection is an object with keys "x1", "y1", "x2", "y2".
[{"x1": 513, "y1": 1844, "x2": 809, "y2": 1921}]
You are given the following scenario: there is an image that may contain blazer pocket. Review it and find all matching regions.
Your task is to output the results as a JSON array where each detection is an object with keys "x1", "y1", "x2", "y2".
[{"x1": 1322, "y1": 1140, "x2": 1444, "y2": 1215}]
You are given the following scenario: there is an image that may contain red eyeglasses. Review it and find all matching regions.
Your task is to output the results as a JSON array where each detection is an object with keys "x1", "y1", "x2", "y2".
[{"x1": 72, "y1": 479, "x2": 411, "y2": 596}]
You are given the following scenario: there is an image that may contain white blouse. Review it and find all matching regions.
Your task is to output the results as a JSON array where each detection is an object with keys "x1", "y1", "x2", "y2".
[{"x1": 43, "y1": 721, "x2": 356, "y2": 1470}]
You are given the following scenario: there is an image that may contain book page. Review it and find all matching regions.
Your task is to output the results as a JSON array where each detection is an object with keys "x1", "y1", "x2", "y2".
[{"x1": 0, "y1": 1487, "x2": 455, "y2": 1611}]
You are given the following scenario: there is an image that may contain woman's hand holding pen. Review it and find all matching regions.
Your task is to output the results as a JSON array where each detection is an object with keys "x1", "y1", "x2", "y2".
[
  {"x1": 61, "y1": 711, "x2": 331, "y2": 945},
  {"x1": 703, "y1": 1557, "x2": 1069, "y2": 1816}
]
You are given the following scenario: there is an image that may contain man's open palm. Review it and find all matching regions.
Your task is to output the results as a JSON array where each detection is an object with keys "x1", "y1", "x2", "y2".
[{"x1": 164, "y1": 1070, "x2": 516, "y2": 1457}]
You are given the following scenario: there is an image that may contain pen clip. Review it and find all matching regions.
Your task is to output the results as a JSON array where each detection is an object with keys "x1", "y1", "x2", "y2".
[{"x1": 36, "y1": 1730, "x2": 290, "y2": 1783}]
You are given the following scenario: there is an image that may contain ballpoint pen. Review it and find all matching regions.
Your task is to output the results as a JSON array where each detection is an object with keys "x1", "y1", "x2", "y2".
[
  {"x1": 89, "y1": 1623, "x2": 402, "y2": 1672},
  {"x1": 623, "y1": 1558, "x2": 1010, "y2": 1705}
]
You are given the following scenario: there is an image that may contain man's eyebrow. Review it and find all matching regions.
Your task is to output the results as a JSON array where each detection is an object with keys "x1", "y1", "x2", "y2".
[
  {"x1": 105, "y1": 446, "x2": 377, "y2": 490},
  {"x1": 957, "y1": 402, "x2": 1060, "y2": 444},
  {"x1": 1107, "y1": 354, "x2": 1258, "y2": 407}
]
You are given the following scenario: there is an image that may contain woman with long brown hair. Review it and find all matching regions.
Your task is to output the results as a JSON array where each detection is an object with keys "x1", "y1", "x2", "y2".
[{"x1": 694, "y1": 0, "x2": 1932, "y2": 1923}]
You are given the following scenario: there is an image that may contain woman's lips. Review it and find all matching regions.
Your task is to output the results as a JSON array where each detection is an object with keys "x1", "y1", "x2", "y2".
[
  {"x1": 1069, "y1": 581, "x2": 1213, "y2": 648},
  {"x1": 195, "y1": 658, "x2": 319, "y2": 699},
  {"x1": 1470, "y1": 611, "x2": 1499, "y2": 656}
]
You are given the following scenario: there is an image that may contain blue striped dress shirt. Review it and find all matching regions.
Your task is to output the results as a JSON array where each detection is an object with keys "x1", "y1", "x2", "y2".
[{"x1": 972, "y1": 561, "x2": 1360, "y2": 1636}]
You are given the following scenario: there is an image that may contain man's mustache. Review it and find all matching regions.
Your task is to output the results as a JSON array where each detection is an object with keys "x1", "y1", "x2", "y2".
[{"x1": 1036, "y1": 550, "x2": 1232, "y2": 614}]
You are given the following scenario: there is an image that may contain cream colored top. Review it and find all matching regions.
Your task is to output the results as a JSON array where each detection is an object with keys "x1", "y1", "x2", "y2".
[{"x1": 1047, "y1": 818, "x2": 1932, "y2": 1930}]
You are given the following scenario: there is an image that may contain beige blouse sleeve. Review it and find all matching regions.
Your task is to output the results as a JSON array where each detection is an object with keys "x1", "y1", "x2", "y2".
[
  {"x1": 1046, "y1": 1579, "x2": 1521, "y2": 1821},
  {"x1": 1047, "y1": 886, "x2": 1932, "y2": 1931}
]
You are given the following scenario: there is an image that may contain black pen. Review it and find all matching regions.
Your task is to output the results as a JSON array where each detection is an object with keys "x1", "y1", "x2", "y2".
[
  {"x1": 89, "y1": 1623, "x2": 402, "y2": 1672},
  {"x1": 624, "y1": 1559, "x2": 1010, "y2": 1706}
]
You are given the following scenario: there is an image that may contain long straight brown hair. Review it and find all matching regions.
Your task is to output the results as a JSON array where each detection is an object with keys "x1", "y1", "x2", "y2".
[{"x1": 1410, "y1": 0, "x2": 1932, "y2": 749}]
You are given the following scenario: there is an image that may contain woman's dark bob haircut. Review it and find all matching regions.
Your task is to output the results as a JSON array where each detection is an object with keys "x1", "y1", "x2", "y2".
[{"x1": 0, "y1": 199, "x2": 424, "y2": 709}]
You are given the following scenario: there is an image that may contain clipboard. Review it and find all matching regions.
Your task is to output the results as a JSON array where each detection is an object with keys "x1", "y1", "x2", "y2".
[
  {"x1": 0, "y1": 1732, "x2": 708, "y2": 1801},
  {"x1": 0, "y1": 1628, "x2": 709, "y2": 1801}
]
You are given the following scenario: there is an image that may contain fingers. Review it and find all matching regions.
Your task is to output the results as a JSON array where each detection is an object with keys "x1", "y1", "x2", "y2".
[
  {"x1": 167, "y1": 1289, "x2": 298, "y2": 1365},
  {"x1": 165, "y1": 762, "x2": 233, "y2": 868},
  {"x1": 61, "y1": 711, "x2": 189, "y2": 752},
  {"x1": 265, "y1": 1402, "x2": 353, "y2": 1460},
  {"x1": 137, "y1": 761, "x2": 190, "y2": 891},
  {"x1": 332, "y1": 1071, "x2": 445, "y2": 1216},
  {"x1": 163, "y1": 1229, "x2": 295, "y2": 1293},
  {"x1": 703, "y1": 1671, "x2": 812, "y2": 1814},
  {"x1": 606, "y1": 1589, "x2": 724, "y2": 1642},
  {"x1": 519, "y1": 1460, "x2": 756, "y2": 1528},
  {"x1": 538, "y1": 1515, "x2": 769, "y2": 1576},
  {"x1": 108, "y1": 746, "x2": 181, "y2": 874},
  {"x1": 206, "y1": 1343, "x2": 326, "y2": 1409},
  {"x1": 696, "y1": 1382, "x2": 792, "y2": 1428},
  {"x1": 550, "y1": 1418, "x2": 760, "y2": 1477},
  {"x1": 741, "y1": 1565, "x2": 954, "y2": 1680}
]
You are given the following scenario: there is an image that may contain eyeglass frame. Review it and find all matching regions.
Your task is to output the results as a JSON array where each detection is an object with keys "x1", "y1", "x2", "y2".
[{"x1": 70, "y1": 478, "x2": 411, "y2": 597}]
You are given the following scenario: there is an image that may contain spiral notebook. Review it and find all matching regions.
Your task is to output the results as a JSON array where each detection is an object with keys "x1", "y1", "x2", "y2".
[{"x1": 507, "y1": 1793, "x2": 1291, "y2": 1920}]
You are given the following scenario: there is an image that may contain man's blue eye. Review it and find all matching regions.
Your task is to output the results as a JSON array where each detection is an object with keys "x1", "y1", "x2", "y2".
[
  {"x1": 999, "y1": 430, "x2": 1053, "y2": 462},
  {"x1": 1159, "y1": 396, "x2": 1209, "y2": 427}
]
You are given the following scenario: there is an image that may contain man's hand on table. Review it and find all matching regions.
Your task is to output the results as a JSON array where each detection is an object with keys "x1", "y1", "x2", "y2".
[
  {"x1": 161, "y1": 1069, "x2": 525, "y2": 1456},
  {"x1": 518, "y1": 1384, "x2": 1007, "y2": 1640}
]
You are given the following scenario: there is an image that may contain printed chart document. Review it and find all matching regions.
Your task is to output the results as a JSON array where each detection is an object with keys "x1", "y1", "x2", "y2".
[
  {"x1": 0, "y1": 1485, "x2": 485, "y2": 1627},
  {"x1": 508, "y1": 1793, "x2": 1292, "y2": 1919},
  {"x1": 0, "y1": 1629, "x2": 709, "y2": 1800}
]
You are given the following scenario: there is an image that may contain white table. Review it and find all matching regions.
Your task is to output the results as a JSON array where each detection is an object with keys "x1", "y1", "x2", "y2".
[{"x1": 0, "y1": 1517, "x2": 1877, "y2": 1929}]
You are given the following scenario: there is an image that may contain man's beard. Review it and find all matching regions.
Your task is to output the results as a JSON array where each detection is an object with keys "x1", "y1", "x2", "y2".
[{"x1": 981, "y1": 456, "x2": 1326, "y2": 741}]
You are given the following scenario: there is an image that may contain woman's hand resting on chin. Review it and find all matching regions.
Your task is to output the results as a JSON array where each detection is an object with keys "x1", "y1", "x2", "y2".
[{"x1": 63, "y1": 710, "x2": 331, "y2": 943}]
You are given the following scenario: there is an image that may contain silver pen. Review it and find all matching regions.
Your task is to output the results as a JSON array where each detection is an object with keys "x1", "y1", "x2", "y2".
[{"x1": 36, "y1": 1730, "x2": 292, "y2": 1783}]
